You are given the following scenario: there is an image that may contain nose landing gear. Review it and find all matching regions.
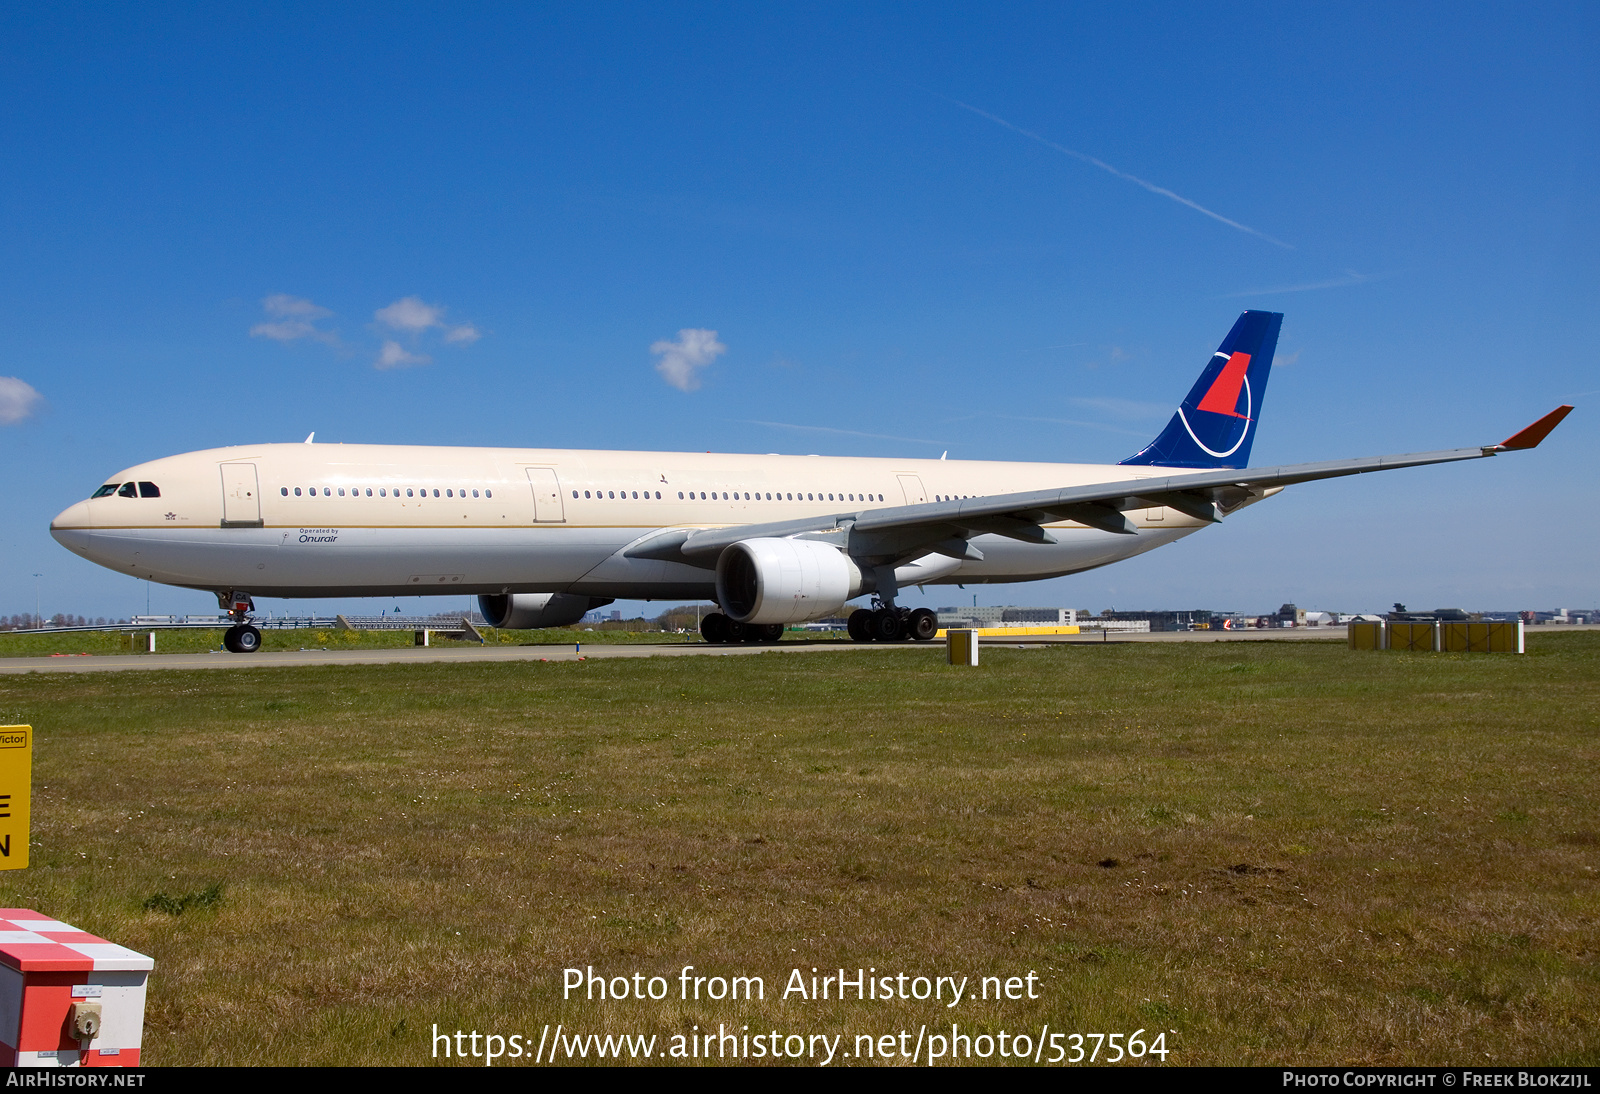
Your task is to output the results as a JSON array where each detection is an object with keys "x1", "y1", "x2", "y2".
[
  {"x1": 217, "y1": 590, "x2": 263, "y2": 654},
  {"x1": 223, "y1": 625, "x2": 262, "y2": 653}
]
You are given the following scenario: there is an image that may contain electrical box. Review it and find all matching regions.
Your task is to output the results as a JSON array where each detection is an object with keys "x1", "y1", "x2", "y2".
[
  {"x1": 0, "y1": 911, "x2": 153, "y2": 1066},
  {"x1": 947, "y1": 628, "x2": 979, "y2": 666}
]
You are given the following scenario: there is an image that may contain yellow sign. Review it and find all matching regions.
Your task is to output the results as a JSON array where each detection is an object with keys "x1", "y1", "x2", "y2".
[{"x1": 0, "y1": 727, "x2": 30, "y2": 869}]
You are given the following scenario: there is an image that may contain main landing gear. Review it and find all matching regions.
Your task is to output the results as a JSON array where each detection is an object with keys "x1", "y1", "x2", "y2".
[
  {"x1": 847, "y1": 604, "x2": 939, "y2": 643},
  {"x1": 700, "y1": 613, "x2": 785, "y2": 645},
  {"x1": 217, "y1": 590, "x2": 262, "y2": 654}
]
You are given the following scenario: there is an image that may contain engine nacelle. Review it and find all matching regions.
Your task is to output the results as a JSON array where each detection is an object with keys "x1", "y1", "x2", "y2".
[
  {"x1": 477, "y1": 593, "x2": 613, "y2": 630},
  {"x1": 715, "y1": 538, "x2": 865, "y2": 624}
]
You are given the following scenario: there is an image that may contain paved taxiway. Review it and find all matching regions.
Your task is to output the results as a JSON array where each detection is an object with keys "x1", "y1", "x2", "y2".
[{"x1": 0, "y1": 627, "x2": 1358, "y2": 674}]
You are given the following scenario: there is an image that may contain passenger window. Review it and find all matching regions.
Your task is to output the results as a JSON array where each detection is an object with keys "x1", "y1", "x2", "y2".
[
  {"x1": 485, "y1": 490, "x2": 492, "y2": 498},
  {"x1": 294, "y1": 487, "x2": 302, "y2": 496},
  {"x1": 475, "y1": 490, "x2": 481, "y2": 498},
  {"x1": 433, "y1": 489, "x2": 440, "y2": 498},
  {"x1": 280, "y1": 487, "x2": 289, "y2": 496},
  {"x1": 407, "y1": 489, "x2": 414, "y2": 497}
]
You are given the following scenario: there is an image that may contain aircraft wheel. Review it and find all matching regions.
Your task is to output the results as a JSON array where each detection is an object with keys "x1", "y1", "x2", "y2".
[
  {"x1": 235, "y1": 625, "x2": 262, "y2": 653},
  {"x1": 847, "y1": 609, "x2": 875, "y2": 642},
  {"x1": 906, "y1": 608, "x2": 939, "y2": 642},
  {"x1": 749, "y1": 623, "x2": 784, "y2": 644},
  {"x1": 700, "y1": 613, "x2": 729, "y2": 644},
  {"x1": 222, "y1": 626, "x2": 242, "y2": 653},
  {"x1": 724, "y1": 618, "x2": 747, "y2": 643},
  {"x1": 870, "y1": 609, "x2": 904, "y2": 642}
]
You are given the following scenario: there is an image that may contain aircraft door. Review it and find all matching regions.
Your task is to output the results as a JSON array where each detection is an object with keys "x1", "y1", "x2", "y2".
[
  {"x1": 220, "y1": 462, "x2": 263, "y2": 527},
  {"x1": 896, "y1": 474, "x2": 928, "y2": 505},
  {"x1": 525, "y1": 467, "x2": 566, "y2": 523}
]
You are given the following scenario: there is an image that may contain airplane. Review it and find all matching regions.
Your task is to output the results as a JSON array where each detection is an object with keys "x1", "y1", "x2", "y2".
[{"x1": 49, "y1": 311, "x2": 1572, "y2": 653}]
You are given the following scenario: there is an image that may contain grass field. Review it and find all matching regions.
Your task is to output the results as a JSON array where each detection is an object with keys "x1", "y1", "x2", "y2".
[
  {"x1": 0, "y1": 633, "x2": 1594, "y2": 1066},
  {"x1": 0, "y1": 626, "x2": 727, "y2": 658}
]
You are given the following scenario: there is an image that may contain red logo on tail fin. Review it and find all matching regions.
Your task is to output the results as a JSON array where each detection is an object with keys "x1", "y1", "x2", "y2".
[{"x1": 1195, "y1": 352, "x2": 1252, "y2": 419}]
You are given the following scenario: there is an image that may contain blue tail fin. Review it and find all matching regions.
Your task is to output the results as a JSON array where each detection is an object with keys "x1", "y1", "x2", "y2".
[{"x1": 1120, "y1": 311, "x2": 1283, "y2": 469}]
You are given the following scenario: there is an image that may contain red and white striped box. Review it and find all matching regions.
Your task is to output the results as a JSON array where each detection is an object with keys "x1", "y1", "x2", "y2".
[{"x1": 0, "y1": 909, "x2": 153, "y2": 1067}]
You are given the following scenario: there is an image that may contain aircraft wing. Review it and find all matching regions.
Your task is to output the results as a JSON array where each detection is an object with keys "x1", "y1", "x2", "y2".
[{"x1": 631, "y1": 406, "x2": 1573, "y2": 568}]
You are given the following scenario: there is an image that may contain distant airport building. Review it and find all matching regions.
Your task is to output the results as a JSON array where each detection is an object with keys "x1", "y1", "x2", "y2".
[
  {"x1": 1093, "y1": 609, "x2": 1216, "y2": 632},
  {"x1": 935, "y1": 606, "x2": 1078, "y2": 629}
]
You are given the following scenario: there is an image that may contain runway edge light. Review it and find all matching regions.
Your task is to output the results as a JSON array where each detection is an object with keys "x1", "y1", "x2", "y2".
[{"x1": 0, "y1": 726, "x2": 29, "y2": 870}]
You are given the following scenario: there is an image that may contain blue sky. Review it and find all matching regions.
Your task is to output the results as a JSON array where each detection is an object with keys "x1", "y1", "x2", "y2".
[{"x1": 3, "y1": 3, "x2": 1595, "y2": 621}]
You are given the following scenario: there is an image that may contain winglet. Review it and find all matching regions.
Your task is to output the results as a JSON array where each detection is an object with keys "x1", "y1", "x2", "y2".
[{"x1": 1496, "y1": 405, "x2": 1573, "y2": 451}]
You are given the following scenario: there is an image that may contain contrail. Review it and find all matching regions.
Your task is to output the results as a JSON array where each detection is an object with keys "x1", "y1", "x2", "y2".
[
  {"x1": 736, "y1": 420, "x2": 944, "y2": 446},
  {"x1": 1218, "y1": 269, "x2": 1396, "y2": 297},
  {"x1": 988, "y1": 413, "x2": 1152, "y2": 438},
  {"x1": 939, "y1": 93, "x2": 1293, "y2": 250}
]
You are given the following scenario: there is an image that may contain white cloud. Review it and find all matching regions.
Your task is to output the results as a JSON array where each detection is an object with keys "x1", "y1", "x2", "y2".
[
  {"x1": 264, "y1": 294, "x2": 331, "y2": 319},
  {"x1": 250, "y1": 294, "x2": 337, "y2": 344},
  {"x1": 375, "y1": 296, "x2": 443, "y2": 333},
  {"x1": 250, "y1": 319, "x2": 317, "y2": 341},
  {"x1": 375, "y1": 341, "x2": 432, "y2": 370},
  {"x1": 652, "y1": 329, "x2": 727, "y2": 391},
  {"x1": 375, "y1": 296, "x2": 481, "y2": 345},
  {"x1": 0, "y1": 377, "x2": 42, "y2": 424}
]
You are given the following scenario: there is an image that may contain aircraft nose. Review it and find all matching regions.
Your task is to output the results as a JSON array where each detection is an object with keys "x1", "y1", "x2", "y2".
[
  {"x1": 50, "y1": 501, "x2": 95, "y2": 554},
  {"x1": 51, "y1": 500, "x2": 92, "y2": 533}
]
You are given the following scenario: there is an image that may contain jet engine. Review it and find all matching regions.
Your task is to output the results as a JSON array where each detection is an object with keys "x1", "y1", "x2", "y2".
[
  {"x1": 477, "y1": 593, "x2": 614, "y2": 630},
  {"x1": 715, "y1": 538, "x2": 865, "y2": 625}
]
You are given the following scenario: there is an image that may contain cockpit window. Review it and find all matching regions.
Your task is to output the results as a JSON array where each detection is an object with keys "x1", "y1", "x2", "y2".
[
  {"x1": 91, "y1": 484, "x2": 119, "y2": 499},
  {"x1": 117, "y1": 482, "x2": 138, "y2": 498},
  {"x1": 138, "y1": 482, "x2": 160, "y2": 498}
]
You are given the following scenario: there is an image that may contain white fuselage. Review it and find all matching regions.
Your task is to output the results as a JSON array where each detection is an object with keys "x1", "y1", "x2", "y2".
[{"x1": 49, "y1": 442, "x2": 1226, "y2": 607}]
